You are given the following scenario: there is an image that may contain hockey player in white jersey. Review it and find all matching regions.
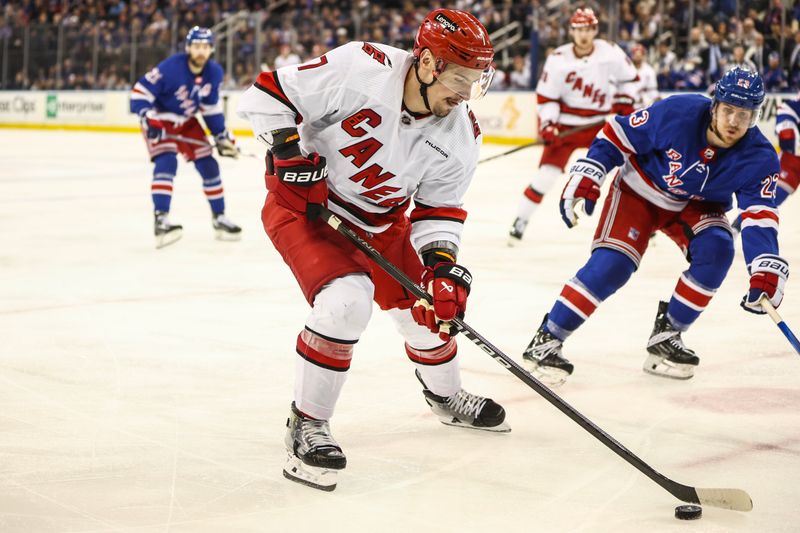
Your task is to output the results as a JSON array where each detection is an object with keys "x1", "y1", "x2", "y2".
[
  {"x1": 508, "y1": 8, "x2": 639, "y2": 244},
  {"x1": 630, "y1": 43, "x2": 660, "y2": 109},
  {"x1": 238, "y1": 9, "x2": 509, "y2": 492}
]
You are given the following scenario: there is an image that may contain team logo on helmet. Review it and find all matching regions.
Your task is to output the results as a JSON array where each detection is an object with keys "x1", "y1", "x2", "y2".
[
  {"x1": 737, "y1": 78, "x2": 751, "y2": 88},
  {"x1": 435, "y1": 13, "x2": 459, "y2": 32}
]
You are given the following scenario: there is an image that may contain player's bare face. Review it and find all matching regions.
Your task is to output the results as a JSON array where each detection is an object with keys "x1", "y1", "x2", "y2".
[
  {"x1": 709, "y1": 102, "x2": 752, "y2": 147},
  {"x1": 187, "y1": 42, "x2": 212, "y2": 71},
  {"x1": 571, "y1": 27, "x2": 597, "y2": 56}
]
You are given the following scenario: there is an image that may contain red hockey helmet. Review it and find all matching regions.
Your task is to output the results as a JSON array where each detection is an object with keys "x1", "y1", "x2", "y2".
[
  {"x1": 570, "y1": 8, "x2": 599, "y2": 28},
  {"x1": 413, "y1": 9, "x2": 495, "y2": 100}
]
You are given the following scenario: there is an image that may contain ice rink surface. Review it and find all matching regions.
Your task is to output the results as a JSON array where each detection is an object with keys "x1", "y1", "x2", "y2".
[{"x1": 1, "y1": 129, "x2": 799, "y2": 532}]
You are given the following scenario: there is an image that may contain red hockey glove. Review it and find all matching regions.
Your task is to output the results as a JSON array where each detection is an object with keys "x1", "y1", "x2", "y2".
[
  {"x1": 539, "y1": 122, "x2": 561, "y2": 145},
  {"x1": 411, "y1": 262, "x2": 472, "y2": 341},
  {"x1": 741, "y1": 254, "x2": 789, "y2": 314},
  {"x1": 265, "y1": 152, "x2": 328, "y2": 220},
  {"x1": 560, "y1": 158, "x2": 606, "y2": 228}
]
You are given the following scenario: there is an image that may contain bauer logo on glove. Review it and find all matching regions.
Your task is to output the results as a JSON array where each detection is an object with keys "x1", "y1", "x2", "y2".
[{"x1": 411, "y1": 262, "x2": 472, "y2": 341}]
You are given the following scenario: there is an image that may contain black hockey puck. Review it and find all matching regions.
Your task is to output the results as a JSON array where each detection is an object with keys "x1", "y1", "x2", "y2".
[{"x1": 674, "y1": 504, "x2": 702, "y2": 520}]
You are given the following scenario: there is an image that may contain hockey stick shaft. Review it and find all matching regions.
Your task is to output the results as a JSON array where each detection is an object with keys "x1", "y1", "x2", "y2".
[
  {"x1": 477, "y1": 119, "x2": 608, "y2": 165},
  {"x1": 162, "y1": 133, "x2": 259, "y2": 159},
  {"x1": 760, "y1": 297, "x2": 800, "y2": 355},
  {"x1": 314, "y1": 204, "x2": 752, "y2": 512}
]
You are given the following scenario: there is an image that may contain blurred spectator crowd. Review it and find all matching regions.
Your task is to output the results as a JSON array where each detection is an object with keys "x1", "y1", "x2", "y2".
[{"x1": 1, "y1": 0, "x2": 800, "y2": 93}]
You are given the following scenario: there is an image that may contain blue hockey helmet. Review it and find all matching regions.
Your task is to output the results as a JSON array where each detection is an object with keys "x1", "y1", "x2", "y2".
[
  {"x1": 712, "y1": 67, "x2": 765, "y2": 127},
  {"x1": 186, "y1": 26, "x2": 214, "y2": 47}
]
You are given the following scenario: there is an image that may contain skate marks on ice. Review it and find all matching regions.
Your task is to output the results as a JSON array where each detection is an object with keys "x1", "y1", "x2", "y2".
[{"x1": 1, "y1": 132, "x2": 799, "y2": 531}]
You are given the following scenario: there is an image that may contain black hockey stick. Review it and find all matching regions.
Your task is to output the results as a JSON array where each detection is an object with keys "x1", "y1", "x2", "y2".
[
  {"x1": 313, "y1": 204, "x2": 753, "y2": 512},
  {"x1": 477, "y1": 119, "x2": 608, "y2": 165}
]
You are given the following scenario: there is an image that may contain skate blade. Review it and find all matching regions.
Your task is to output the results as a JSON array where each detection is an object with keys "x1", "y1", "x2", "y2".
[
  {"x1": 440, "y1": 417, "x2": 511, "y2": 433},
  {"x1": 523, "y1": 359, "x2": 570, "y2": 387},
  {"x1": 155, "y1": 229, "x2": 182, "y2": 249},
  {"x1": 215, "y1": 229, "x2": 242, "y2": 241},
  {"x1": 507, "y1": 234, "x2": 523, "y2": 247},
  {"x1": 642, "y1": 354, "x2": 695, "y2": 380},
  {"x1": 283, "y1": 454, "x2": 339, "y2": 492}
]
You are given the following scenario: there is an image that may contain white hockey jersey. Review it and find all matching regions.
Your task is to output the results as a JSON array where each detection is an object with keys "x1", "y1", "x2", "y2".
[
  {"x1": 536, "y1": 40, "x2": 638, "y2": 126},
  {"x1": 633, "y1": 62, "x2": 659, "y2": 109},
  {"x1": 237, "y1": 41, "x2": 482, "y2": 253}
]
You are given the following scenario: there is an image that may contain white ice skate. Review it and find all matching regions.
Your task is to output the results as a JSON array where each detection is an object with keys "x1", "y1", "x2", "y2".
[
  {"x1": 212, "y1": 213, "x2": 242, "y2": 241},
  {"x1": 283, "y1": 402, "x2": 346, "y2": 491}
]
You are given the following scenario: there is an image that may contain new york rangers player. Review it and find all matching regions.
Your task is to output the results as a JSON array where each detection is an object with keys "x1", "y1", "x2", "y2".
[
  {"x1": 130, "y1": 26, "x2": 241, "y2": 248},
  {"x1": 508, "y1": 8, "x2": 639, "y2": 245},
  {"x1": 733, "y1": 92, "x2": 800, "y2": 231},
  {"x1": 238, "y1": 9, "x2": 508, "y2": 491},
  {"x1": 522, "y1": 68, "x2": 788, "y2": 386}
]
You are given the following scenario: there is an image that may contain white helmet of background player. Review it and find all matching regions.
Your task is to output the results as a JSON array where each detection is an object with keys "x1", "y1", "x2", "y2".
[{"x1": 413, "y1": 9, "x2": 495, "y2": 102}]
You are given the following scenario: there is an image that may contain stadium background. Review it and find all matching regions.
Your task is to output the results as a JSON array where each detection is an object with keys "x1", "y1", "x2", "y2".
[{"x1": 1, "y1": 0, "x2": 798, "y2": 141}]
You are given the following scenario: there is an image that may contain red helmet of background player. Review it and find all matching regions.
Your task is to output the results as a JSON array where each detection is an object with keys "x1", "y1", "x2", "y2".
[
  {"x1": 570, "y1": 8, "x2": 599, "y2": 28},
  {"x1": 414, "y1": 9, "x2": 494, "y2": 71}
]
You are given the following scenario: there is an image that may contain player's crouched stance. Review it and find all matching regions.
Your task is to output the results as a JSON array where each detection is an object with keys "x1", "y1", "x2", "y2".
[
  {"x1": 130, "y1": 26, "x2": 241, "y2": 248},
  {"x1": 238, "y1": 9, "x2": 508, "y2": 491},
  {"x1": 521, "y1": 68, "x2": 788, "y2": 386}
]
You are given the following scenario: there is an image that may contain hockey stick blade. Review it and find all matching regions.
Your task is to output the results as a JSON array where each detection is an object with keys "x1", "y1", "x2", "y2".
[{"x1": 314, "y1": 205, "x2": 753, "y2": 512}]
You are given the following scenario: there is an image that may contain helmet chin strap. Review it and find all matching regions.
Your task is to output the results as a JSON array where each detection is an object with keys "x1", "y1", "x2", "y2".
[{"x1": 414, "y1": 61, "x2": 436, "y2": 113}]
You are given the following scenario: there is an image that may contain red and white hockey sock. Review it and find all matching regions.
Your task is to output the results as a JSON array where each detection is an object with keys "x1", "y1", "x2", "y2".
[{"x1": 294, "y1": 327, "x2": 355, "y2": 420}]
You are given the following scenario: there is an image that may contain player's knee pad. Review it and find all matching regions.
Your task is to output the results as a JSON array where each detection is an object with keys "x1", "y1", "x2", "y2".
[
  {"x1": 194, "y1": 155, "x2": 220, "y2": 179},
  {"x1": 153, "y1": 153, "x2": 178, "y2": 175},
  {"x1": 688, "y1": 227, "x2": 734, "y2": 287},
  {"x1": 386, "y1": 308, "x2": 446, "y2": 351},
  {"x1": 576, "y1": 248, "x2": 636, "y2": 300},
  {"x1": 530, "y1": 164, "x2": 563, "y2": 195},
  {"x1": 307, "y1": 275, "x2": 374, "y2": 340}
]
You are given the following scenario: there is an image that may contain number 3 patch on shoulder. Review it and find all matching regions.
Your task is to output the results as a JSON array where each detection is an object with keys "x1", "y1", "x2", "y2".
[{"x1": 629, "y1": 110, "x2": 649, "y2": 127}]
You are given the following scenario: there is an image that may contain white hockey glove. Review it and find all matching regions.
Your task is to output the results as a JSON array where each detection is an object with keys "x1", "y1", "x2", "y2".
[
  {"x1": 215, "y1": 130, "x2": 240, "y2": 159},
  {"x1": 560, "y1": 158, "x2": 606, "y2": 228},
  {"x1": 741, "y1": 254, "x2": 789, "y2": 314}
]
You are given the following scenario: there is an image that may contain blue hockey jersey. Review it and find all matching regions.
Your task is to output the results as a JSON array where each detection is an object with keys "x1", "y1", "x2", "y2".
[
  {"x1": 587, "y1": 93, "x2": 780, "y2": 268},
  {"x1": 775, "y1": 98, "x2": 800, "y2": 154},
  {"x1": 129, "y1": 53, "x2": 226, "y2": 135}
]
